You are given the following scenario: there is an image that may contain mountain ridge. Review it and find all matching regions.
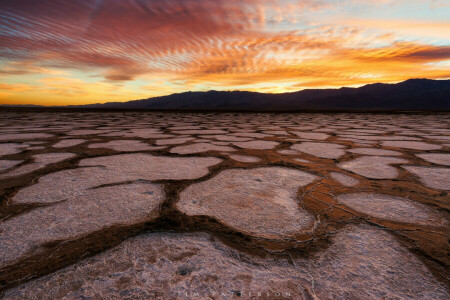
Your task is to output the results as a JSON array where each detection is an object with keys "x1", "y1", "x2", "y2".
[{"x1": 3, "y1": 79, "x2": 450, "y2": 111}]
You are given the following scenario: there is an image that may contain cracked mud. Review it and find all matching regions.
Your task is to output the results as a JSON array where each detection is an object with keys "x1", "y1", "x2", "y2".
[{"x1": 0, "y1": 111, "x2": 448, "y2": 299}]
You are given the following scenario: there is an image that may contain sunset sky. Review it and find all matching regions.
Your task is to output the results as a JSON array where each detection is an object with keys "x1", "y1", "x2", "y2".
[{"x1": 1, "y1": 0, "x2": 449, "y2": 106}]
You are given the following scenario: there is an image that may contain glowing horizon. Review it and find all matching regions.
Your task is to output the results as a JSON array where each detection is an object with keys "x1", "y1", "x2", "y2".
[{"x1": 1, "y1": 0, "x2": 449, "y2": 106}]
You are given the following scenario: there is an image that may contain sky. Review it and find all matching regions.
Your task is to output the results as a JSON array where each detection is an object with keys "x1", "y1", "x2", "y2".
[{"x1": 0, "y1": 0, "x2": 449, "y2": 106}]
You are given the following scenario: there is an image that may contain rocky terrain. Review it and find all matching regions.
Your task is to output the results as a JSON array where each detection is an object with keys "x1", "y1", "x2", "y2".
[{"x1": 0, "y1": 111, "x2": 449, "y2": 299}]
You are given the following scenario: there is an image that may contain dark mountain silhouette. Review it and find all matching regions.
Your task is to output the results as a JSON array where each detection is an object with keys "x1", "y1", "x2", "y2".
[
  {"x1": 3, "y1": 79, "x2": 449, "y2": 111},
  {"x1": 77, "y1": 79, "x2": 449, "y2": 111}
]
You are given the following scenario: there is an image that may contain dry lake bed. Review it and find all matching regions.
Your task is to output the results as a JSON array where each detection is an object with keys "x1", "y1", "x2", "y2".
[{"x1": 0, "y1": 111, "x2": 449, "y2": 299}]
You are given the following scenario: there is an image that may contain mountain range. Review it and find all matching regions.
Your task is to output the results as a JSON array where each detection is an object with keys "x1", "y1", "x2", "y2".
[{"x1": 3, "y1": 79, "x2": 450, "y2": 111}]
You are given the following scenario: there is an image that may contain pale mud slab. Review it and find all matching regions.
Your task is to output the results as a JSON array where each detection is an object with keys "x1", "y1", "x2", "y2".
[
  {"x1": 291, "y1": 142, "x2": 346, "y2": 159},
  {"x1": 426, "y1": 135, "x2": 450, "y2": 142},
  {"x1": 343, "y1": 129, "x2": 387, "y2": 134},
  {"x1": 353, "y1": 135, "x2": 421, "y2": 141},
  {"x1": 278, "y1": 149, "x2": 298, "y2": 155},
  {"x1": 0, "y1": 183, "x2": 164, "y2": 268},
  {"x1": 337, "y1": 193, "x2": 447, "y2": 226},
  {"x1": 348, "y1": 147, "x2": 402, "y2": 156},
  {"x1": 289, "y1": 125, "x2": 318, "y2": 131},
  {"x1": 232, "y1": 140, "x2": 279, "y2": 150},
  {"x1": 207, "y1": 135, "x2": 251, "y2": 142},
  {"x1": 0, "y1": 143, "x2": 28, "y2": 156},
  {"x1": 0, "y1": 133, "x2": 53, "y2": 141},
  {"x1": 228, "y1": 154, "x2": 261, "y2": 162},
  {"x1": 88, "y1": 140, "x2": 162, "y2": 151},
  {"x1": 309, "y1": 225, "x2": 449, "y2": 299},
  {"x1": 232, "y1": 132, "x2": 271, "y2": 138},
  {"x1": 0, "y1": 160, "x2": 23, "y2": 172},
  {"x1": 403, "y1": 166, "x2": 450, "y2": 190},
  {"x1": 211, "y1": 141, "x2": 230, "y2": 146},
  {"x1": 338, "y1": 156, "x2": 408, "y2": 179},
  {"x1": 168, "y1": 125, "x2": 202, "y2": 130},
  {"x1": 12, "y1": 154, "x2": 222, "y2": 204},
  {"x1": 177, "y1": 167, "x2": 318, "y2": 240},
  {"x1": 4, "y1": 225, "x2": 448, "y2": 300},
  {"x1": 0, "y1": 153, "x2": 76, "y2": 179},
  {"x1": 106, "y1": 129, "x2": 173, "y2": 139},
  {"x1": 25, "y1": 146, "x2": 44, "y2": 150},
  {"x1": 330, "y1": 172, "x2": 359, "y2": 186},
  {"x1": 171, "y1": 129, "x2": 227, "y2": 135},
  {"x1": 339, "y1": 137, "x2": 377, "y2": 145},
  {"x1": 155, "y1": 137, "x2": 195, "y2": 145},
  {"x1": 170, "y1": 143, "x2": 234, "y2": 154},
  {"x1": 382, "y1": 141, "x2": 442, "y2": 150},
  {"x1": 52, "y1": 139, "x2": 86, "y2": 148},
  {"x1": 291, "y1": 132, "x2": 329, "y2": 140},
  {"x1": 191, "y1": 138, "x2": 211, "y2": 143},
  {"x1": 66, "y1": 129, "x2": 114, "y2": 136},
  {"x1": 416, "y1": 153, "x2": 450, "y2": 166}
]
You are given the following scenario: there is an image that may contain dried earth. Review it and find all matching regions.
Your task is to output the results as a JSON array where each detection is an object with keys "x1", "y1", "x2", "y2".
[{"x1": 0, "y1": 111, "x2": 448, "y2": 299}]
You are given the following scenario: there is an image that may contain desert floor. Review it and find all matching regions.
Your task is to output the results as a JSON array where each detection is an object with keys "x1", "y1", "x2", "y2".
[{"x1": 0, "y1": 111, "x2": 449, "y2": 299}]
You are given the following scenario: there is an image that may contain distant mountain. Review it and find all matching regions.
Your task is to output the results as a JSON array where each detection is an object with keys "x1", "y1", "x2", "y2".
[
  {"x1": 0, "y1": 104, "x2": 44, "y2": 107},
  {"x1": 3, "y1": 79, "x2": 449, "y2": 111},
  {"x1": 77, "y1": 79, "x2": 449, "y2": 111}
]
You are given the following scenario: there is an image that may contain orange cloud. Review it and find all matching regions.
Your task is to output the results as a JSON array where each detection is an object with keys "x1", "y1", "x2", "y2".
[{"x1": 0, "y1": 83, "x2": 36, "y2": 92}]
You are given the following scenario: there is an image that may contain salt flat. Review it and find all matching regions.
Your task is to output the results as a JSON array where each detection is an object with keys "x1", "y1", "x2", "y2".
[{"x1": 0, "y1": 111, "x2": 448, "y2": 299}]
